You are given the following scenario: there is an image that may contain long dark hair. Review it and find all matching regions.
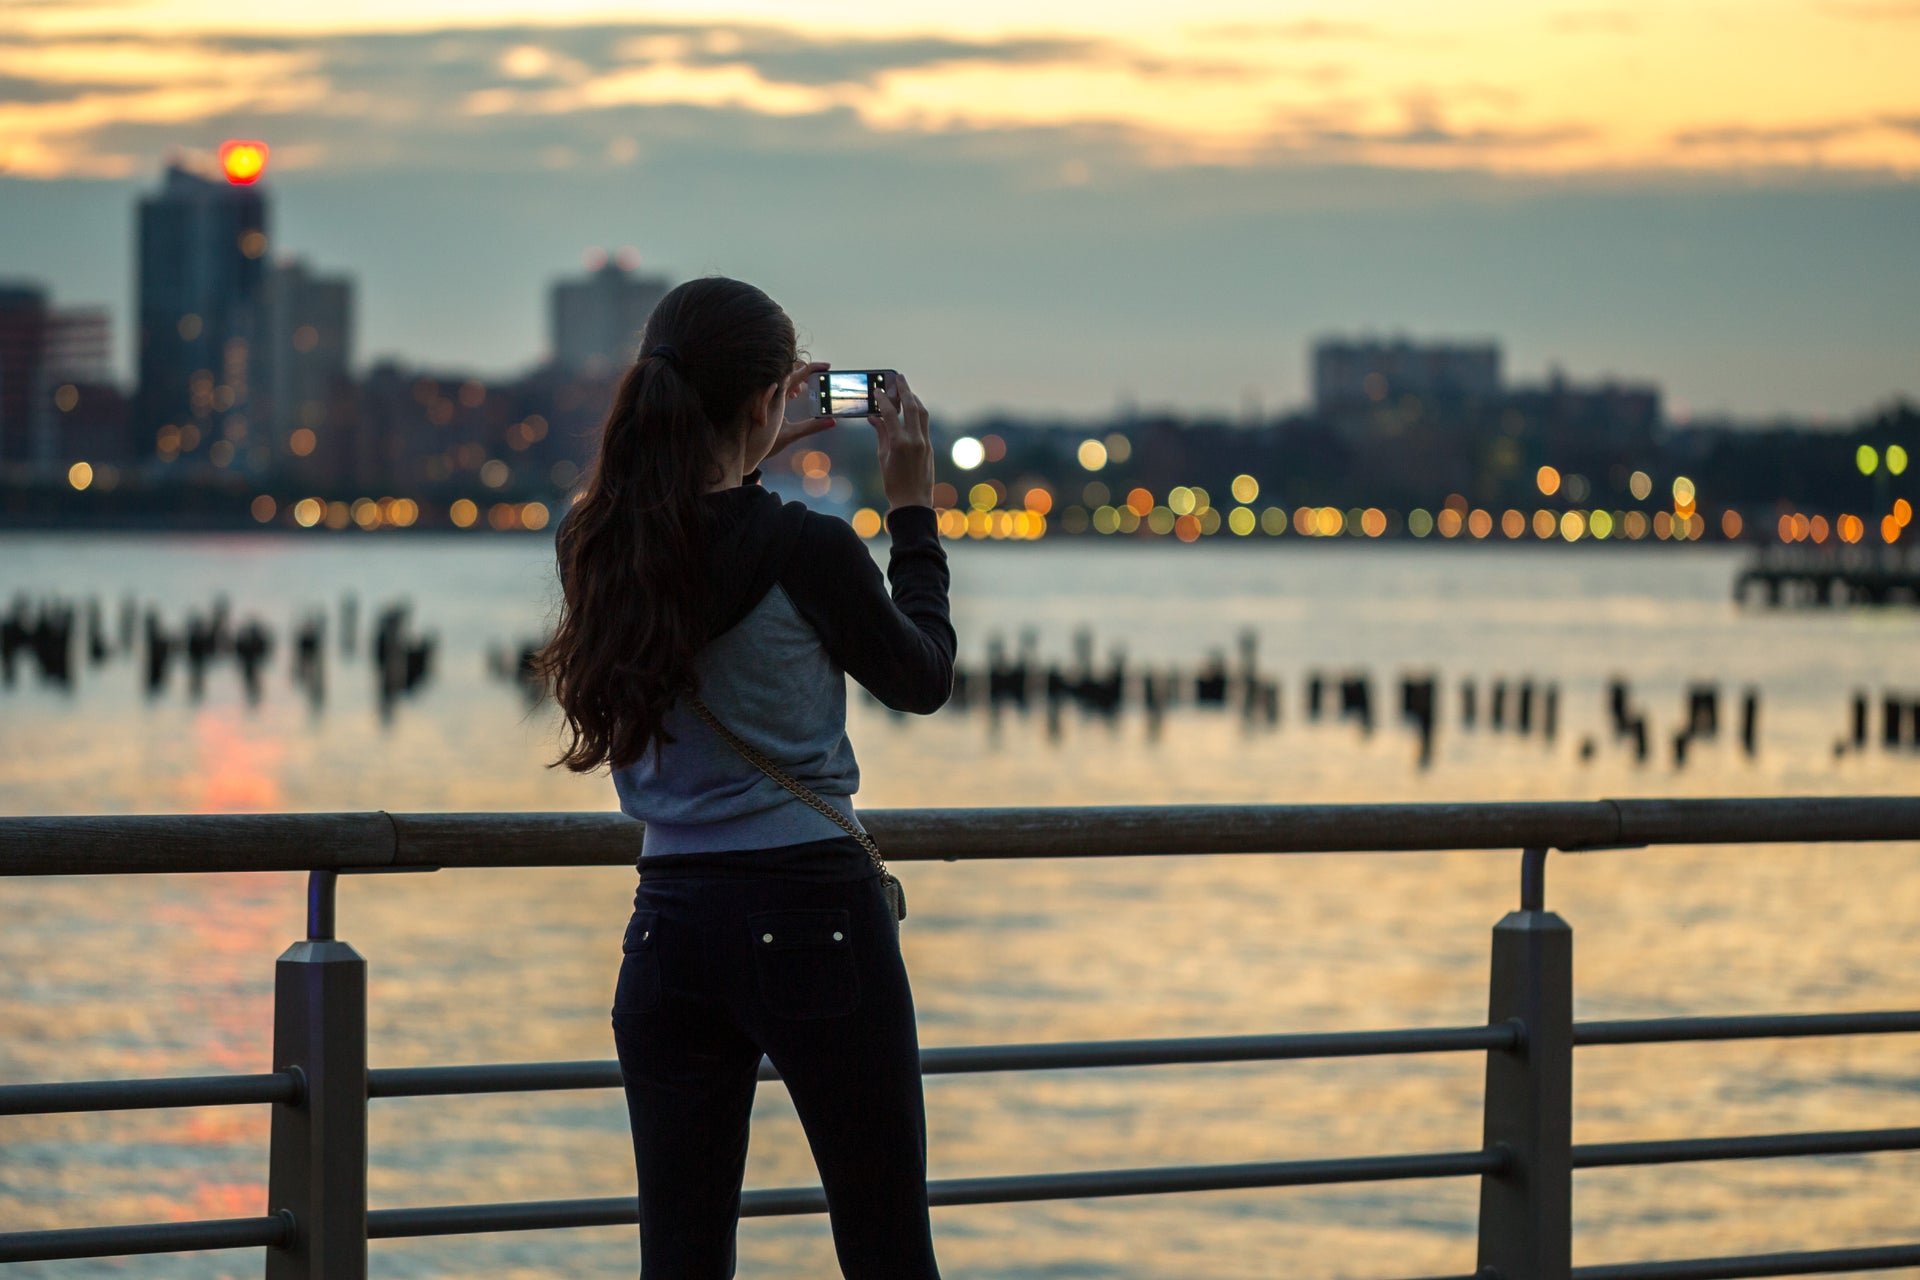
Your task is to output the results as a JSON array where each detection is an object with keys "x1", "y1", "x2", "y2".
[{"x1": 536, "y1": 276, "x2": 797, "y2": 772}]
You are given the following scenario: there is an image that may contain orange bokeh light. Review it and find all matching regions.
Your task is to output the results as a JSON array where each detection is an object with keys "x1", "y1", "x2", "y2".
[{"x1": 219, "y1": 140, "x2": 269, "y2": 185}]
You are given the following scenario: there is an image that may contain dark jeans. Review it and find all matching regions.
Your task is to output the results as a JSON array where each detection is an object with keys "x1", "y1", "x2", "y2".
[{"x1": 611, "y1": 836, "x2": 940, "y2": 1280}]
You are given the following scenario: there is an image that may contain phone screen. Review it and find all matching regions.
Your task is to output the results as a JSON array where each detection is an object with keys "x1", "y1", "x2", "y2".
[{"x1": 818, "y1": 370, "x2": 889, "y2": 416}]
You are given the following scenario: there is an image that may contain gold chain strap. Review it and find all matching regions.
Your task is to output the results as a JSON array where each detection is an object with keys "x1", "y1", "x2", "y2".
[{"x1": 687, "y1": 695, "x2": 890, "y2": 879}]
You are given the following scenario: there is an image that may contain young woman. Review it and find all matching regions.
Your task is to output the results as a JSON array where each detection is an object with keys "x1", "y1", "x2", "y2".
[{"x1": 538, "y1": 276, "x2": 953, "y2": 1279}]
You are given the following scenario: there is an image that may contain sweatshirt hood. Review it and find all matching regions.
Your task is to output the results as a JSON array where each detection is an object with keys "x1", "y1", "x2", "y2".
[{"x1": 696, "y1": 477, "x2": 812, "y2": 642}]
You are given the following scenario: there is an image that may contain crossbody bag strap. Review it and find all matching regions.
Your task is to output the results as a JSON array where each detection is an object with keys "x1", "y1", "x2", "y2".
[{"x1": 686, "y1": 694, "x2": 890, "y2": 879}]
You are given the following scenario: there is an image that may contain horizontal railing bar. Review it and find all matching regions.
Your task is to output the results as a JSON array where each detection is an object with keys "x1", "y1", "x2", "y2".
[
  {"x1": 0, "y1": 1213, "x2": 289, "y2": 1263},
  {"x1": 0, "y1": 1071, "x2": 298, "y2": 1116},
  {"x1": 1575, "y1": 1011, "x2": 1920, "y2": 1045},
  {"x1": 371, "y1": 1060, "x2": 616, "y2": 1098},
  {"x1": 1573, "y1": 1240, "x2": 1920, "y2": 1279},
  {"x1": 6, "y1": 797, "x2": 1920, "y2": 875},
  {"x1": 368, "y1": 1147, "x2": 1504, "y2": 1238},
  {"x1": 1574, "y1": 1127, "x2": 1920, "y2": 1168},
  {"x1": 368, "y1": 1024, "x2": 1517, "y2": 1098}
]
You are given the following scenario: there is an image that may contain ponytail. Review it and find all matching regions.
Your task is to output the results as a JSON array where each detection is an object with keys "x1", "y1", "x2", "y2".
[{"x1": 536, "y1": 277, "x2": 797, "y2": 771}]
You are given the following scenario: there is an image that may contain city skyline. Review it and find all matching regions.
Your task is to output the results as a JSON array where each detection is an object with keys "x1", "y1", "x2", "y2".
[{"x1": 2, "y1": 3, "x2": 1917, "y2": 420}]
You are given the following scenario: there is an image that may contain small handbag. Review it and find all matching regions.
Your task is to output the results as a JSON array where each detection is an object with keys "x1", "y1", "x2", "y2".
[{"x1": 688, "y1": 695, "x2": 907, "y2": 921}]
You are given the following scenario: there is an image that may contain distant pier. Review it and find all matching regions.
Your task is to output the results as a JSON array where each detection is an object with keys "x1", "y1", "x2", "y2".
[{"x1": 1735, "y1": 548, "x2": 1920, "y2": 607}]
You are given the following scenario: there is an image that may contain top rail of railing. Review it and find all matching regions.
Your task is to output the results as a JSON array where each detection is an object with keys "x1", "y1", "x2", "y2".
[{"x1": 3, "y1": 797, "x2": 1920, "y2": 876}]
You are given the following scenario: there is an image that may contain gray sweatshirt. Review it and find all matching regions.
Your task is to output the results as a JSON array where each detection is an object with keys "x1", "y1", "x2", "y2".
[{"x1": 610, "y1": 477, "x2": 955, "y2": 855}]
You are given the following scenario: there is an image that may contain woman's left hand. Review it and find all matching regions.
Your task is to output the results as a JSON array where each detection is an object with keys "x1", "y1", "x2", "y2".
[{"x1": 768, "y1": 361, "x2": 835, "y2": 455}]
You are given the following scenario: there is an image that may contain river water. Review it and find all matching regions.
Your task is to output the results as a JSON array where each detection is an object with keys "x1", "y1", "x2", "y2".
[{"x1": 3, "y1": 534, "x2": 1918, "y2": 1278}]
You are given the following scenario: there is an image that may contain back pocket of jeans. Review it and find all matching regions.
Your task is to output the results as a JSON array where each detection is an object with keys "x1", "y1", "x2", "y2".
[
  {"x1": 749, "y1": 908, "x2": 858, "y2": 1020},
  {"x1": 614, "y1": 909, "x2": 661, "y2": 1016}
]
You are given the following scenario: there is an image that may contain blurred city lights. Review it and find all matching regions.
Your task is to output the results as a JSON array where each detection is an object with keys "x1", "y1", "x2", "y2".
[
  {"x1": 218, "y1": 140, "x2": 269, "y2": 185},
  {"x1": 1672, "y1": 476, "x2": 1696, "y2": 505},
  {"x1": 1720, "y1": 510, "x2": 1743, "y2": 539},
  {"x1": 1103, "y1": 433, "x2": 1132, "y2": 463},
  {"x1": 1230, "y1": 474, "x2": 1259, "y2": 503},
  {"x1": 1857, "y1": 444, "x2": 1880, "y2": 475},
  {"x1": 66, "y1": 461, "x2": 92, "y2": 490},
  {"x1": 1228, "y1": 507, "x2": 1256, "y2": 535},
  {"x1": 981, "y1": 434, "x2": 1007, "y2": 463},
  {"x1": 1024, "y1": 487, "x2": 1053, "y2": 515},
  {"x1": 1260, "y1": 507, "x2": 1288, "y2": 535},
  {"x1": 1629, "y1": 470, "x2": 1652, "y2": 500},
  {"x1": 1590, "y1": 510, "x2": 1615, "y2": 539},
  {"x1": 951, "y1": 437, "x2": 986, "y2": 470},
  {"x1": 1408, "y1": 509, "x2": 1433, "y2": 537},
  {"x1": 1883, "y1": 514, "x2": 1901, "y2": 543},
  {"x1": 1560, "y1": 511, "x2": 1585, "y2": 541},
  {"x1": 1536, "y1": 466, "x2": 1561, "y2": 496},
  {"x1": 1168, "y1": 486, "x2": 1197, "y2": 516},
  {"x1": 449, "y1": 498, "x2": 478, "y2": 528},
  {"x1": 1467, "y1": 509, "x2": 1492, "y2": 538},
  {"x1": 250, "y1": 494, "x2": 276, "y2": 523},
  {"x1": 1889, "y1": 445, "x2": 1910, "y2": 476},
  {"x1": 1075, "y1": 439, "x2": 1107, "y2": 471},
  {"x1": 1895, "y1": 498, "x2": 1913, "y2": 528}
]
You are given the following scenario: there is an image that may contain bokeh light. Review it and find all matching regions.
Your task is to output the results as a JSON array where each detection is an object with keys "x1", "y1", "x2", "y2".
[
  {"x1": 1536, "y1": 466, "x2": 1561, "y2": 496},
  {"x1": 1629, "y1": 470, "x2": 1652, "y2": 500},
  {"x1": 1889, "y1": 445, "x2": 1910, "y2": 476},
  {"x1": 951, "y1": 437, "x2": 985, "y2": 470},
  {"x1": 1857, "y1": 444, "x2": 1880, "y2": 475},
  {"x1": 1230, "y1": 474, "x2": 1259, "y2": 503},
  {"x1": 66, "y1": 462, "x2": 93, "y2": 491},
  {"x1": 218, "y1": 139, "x2": 269, "y2": 185},
  {"x1": 1075, "y1": 439, "x2": 1107, "y2": 471}
]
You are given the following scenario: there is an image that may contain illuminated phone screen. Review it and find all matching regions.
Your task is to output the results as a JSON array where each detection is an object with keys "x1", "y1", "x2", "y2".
[{"x1": 820, "y1": 371, "x2": 883, "y2": 415}]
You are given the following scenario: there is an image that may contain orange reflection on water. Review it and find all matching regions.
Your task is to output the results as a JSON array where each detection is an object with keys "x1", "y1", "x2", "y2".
[{"x1": 191, "y1": 707, "x2": 286, "y2": 813}]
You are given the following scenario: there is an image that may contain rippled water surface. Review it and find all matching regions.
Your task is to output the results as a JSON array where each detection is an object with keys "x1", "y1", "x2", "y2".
[{"x1": 3, "y1": 534, "x2": 1919, "y2": 1278}]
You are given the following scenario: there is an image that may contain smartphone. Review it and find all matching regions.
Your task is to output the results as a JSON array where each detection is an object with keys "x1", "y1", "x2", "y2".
[{"x1": 786, "y1": 369, "x2": 896, "y2": 423}]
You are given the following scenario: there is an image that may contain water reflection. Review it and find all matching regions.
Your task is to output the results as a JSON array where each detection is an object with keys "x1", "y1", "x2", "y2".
[{"x1": 5, "y1": 538, "x2": 1920, "y2": 1278}]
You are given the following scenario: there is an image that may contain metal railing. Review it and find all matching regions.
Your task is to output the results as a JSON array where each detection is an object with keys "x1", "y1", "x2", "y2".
[{"x1": 3, "y1": 798, "x2": 1920, "y2": 1279}]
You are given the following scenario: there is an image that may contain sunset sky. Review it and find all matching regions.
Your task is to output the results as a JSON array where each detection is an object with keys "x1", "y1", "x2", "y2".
[{"x1": 3, "y1": 0, "x2": 1917, "y2": 417}]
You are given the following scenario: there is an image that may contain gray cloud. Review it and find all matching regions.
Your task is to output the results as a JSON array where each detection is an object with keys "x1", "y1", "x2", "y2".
[{"x1": 1672, "y1": 116, "x2": 1920, "y2": 148}]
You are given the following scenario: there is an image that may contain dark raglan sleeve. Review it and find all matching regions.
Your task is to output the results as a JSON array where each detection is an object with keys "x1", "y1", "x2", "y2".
[{"x1": 780, "y1": 505, "x2": 956, "y2": 714}]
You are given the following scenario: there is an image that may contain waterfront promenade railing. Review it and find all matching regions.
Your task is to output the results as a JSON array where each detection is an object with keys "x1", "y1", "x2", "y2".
[{"x1": 4, "y1": 798, "x2": 1920, "y2": 1279}]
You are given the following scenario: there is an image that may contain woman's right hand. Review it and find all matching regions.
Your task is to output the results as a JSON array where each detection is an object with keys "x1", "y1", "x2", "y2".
[{"x1": 868, "y1": 372, "x2": 934, "y2": 511}]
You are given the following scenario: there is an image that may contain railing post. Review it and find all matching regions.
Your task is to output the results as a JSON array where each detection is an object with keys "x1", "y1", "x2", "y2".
[
  {"x1": 1476, "y1": 848, "x2": 1572, "y2": 1280},
  {"x1": 265, "y1": 872, "x2": 367, "y2": 1280}
]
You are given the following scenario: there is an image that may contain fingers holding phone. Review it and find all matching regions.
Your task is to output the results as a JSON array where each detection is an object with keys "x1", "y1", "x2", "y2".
[{"x1": 869, "y1": 372, "x2": 932, "y2": 512}]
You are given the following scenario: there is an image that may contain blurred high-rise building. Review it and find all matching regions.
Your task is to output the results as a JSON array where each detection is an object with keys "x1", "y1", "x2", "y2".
[
  {"x1": 135, "y1": 163, "x2": 269, "y2": 472},
  {"x1": 0, "y1": 284, "x2": 50, "y2": 473},
  {"x1": 47, "y1": 308, "x2": 111, "y2": 386},
  {"x1": 550, "y1": 252, "x2": 669, "y2": 377},
  {"x1": 264, "y1": 257, "x2": 355, "y2": 474},
  {"x1": 1312, "y1": 338, "x2": 1503, "y2": 416}
]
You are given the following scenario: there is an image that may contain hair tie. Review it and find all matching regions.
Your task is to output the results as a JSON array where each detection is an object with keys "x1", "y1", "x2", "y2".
[{"x1": 645, "y1": 343, "x2": 682, "y2": 370}]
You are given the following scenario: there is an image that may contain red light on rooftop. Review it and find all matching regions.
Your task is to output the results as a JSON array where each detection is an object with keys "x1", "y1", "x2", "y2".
[{"x1": 219, "y1": 140, "x2": 269, "y2": 185}]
